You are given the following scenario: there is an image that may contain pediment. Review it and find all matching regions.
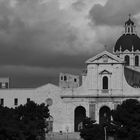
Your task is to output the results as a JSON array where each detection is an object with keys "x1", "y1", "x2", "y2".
[
  {"x1": 86, "y1": 51, "x2": 124, "y2": 64},
  {"x1": 123, "y1": 49, "x2": 130, "y2": 53},
  {"x1": 135, "y1": 50, "x2": 140, "y2": 53},
  {"x1": 99, "y1": 70, "x2": 112, "y2": 75}
]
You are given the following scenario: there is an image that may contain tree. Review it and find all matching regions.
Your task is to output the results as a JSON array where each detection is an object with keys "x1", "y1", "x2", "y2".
[
  {"x1": 112, "y1": 99, "x2": 140, "y2": 140},
  {"x1": 80, "y1": 117, "x2": 104, "y2": 140},
  {"x1": 0, "y1": 101, "x2": 50, "y2": 140}
]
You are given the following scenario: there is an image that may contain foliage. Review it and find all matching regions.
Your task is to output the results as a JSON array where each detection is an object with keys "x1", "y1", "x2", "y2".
[
  {"x1": 112, "y1": 99, "x2": 140, "y2": 140},
  {"x1": 80, "y1": 117, "x2": 104, "y2": 140},
  {"x1": 0, "y1": 101, "x2": 49, "y2": 140},
  {"x1": 80, "y1": 99, "x2": 140, "y2": 140}
]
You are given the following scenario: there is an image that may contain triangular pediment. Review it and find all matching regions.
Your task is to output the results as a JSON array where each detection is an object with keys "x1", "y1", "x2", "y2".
[
  {"x1": 86, "y1": 51, "x2": 124, "y2": 64},
  {"x1": 123, "y1": 49, "x2": 130, "y2": 53},
  {"x1": 99, "y1": 70, "x2": 112, "y2": 75}
]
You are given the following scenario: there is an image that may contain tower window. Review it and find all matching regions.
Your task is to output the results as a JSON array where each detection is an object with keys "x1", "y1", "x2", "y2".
[
  {"x1": 131, "y1": 27, "x2": 133, "y2": 33},
  {"x1": 125, "y1": 55, "x2": 130, "y2": 66},
  {"x1": 61, "y1": 76, "x2": 63, "y2": 80},
  {"x1": 128, "y1": 27, "x2": 130, "y2": 33},
  {"x1": 103, "y1": 76, "x2": 108, "y2": 89},
  {"x1": 74, "y1": 78, "x2": 77, "y2": 82},
  {"x1": 64, "y1": 76, "x2": 67, "y2": 81},
  {"x1": 135, "y1": 56, "x2": 139, "y2": 66}
]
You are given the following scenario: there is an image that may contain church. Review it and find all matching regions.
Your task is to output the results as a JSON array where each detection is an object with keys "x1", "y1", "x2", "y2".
[{"x1": 0, "y1": 16, "x2": 140, "y2": 133}]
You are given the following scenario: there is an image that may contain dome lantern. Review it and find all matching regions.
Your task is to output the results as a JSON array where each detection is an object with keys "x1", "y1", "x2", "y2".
[{"x1": 125, "y1": 14, "x2": 135, "y2": 35}]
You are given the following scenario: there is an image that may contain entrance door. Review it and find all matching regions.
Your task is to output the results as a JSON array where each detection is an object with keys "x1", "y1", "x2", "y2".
[
  {"x1": 99, "y1": 106, "x2": 111, "y2": 124},
  {"x1": 74, "y1": 106, "x2": 86, "y2": 132}
]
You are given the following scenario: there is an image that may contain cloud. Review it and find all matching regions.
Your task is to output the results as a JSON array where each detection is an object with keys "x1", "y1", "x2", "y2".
[
  {"x1": 89, "y1": 0, "x2": 140, "y2": 26},
  {"x1": 0, "y1": 0, "x2": 107, "y2": 70},
  {"x1": 1, "y1": 0, "x2": 140, "y2": 87},
  {"x1": 71, "y1": 0, "x2": 86, "y2": 11}
]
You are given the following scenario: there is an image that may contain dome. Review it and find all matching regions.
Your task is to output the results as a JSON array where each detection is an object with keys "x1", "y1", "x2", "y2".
[{"x1": 114, "y1": 34, "x2": 140, "y2": 52}]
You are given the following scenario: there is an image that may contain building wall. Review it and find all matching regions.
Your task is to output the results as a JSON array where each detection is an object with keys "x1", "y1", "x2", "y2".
[{"x1": 82, "y1": 56, "x2": 124, "y2": 95}]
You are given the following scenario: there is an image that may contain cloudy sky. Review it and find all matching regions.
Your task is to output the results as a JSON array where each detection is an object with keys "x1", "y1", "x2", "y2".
[{"x1": 0, "y1": 0, "x2": 140, "y2": 88}]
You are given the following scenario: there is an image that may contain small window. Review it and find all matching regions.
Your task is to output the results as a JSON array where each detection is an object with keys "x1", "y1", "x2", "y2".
[
  {"x1": 64, "y1": 76, "x2": 67, "y2": 81},
  {"x1": 135, "y1": 56, "x2": 139, "y2": 66},
  {"x1": 5, "y1": 83, "x2": 8, "y2": 88},
  {"x1": 103, "y1": 76, "x2": 108, "y2": 89},
  {"x1": 61, "y1": 76, "x2": 63, "y2": 80},
  {"x1": 128, "y1": 27, "x2": 130, "y2": 33},
  {"x1": 0, "y1": 99, "x2": 4, "y2": 106},
  {"x1": 74, "y1": 78, "x2": 77, "y2": 82},
  {"x1": 125, "y1": 55, "x2": 130, "y2": 66},
  {"x1": 131, "y1": 27, "x2": 133, "y2": 33},
  {"x1": 27, "y1": 98, "x2": 30, "y2": 103},
  {"x1": 14, "y1": 98, "x2": 18, "y2": 106}
]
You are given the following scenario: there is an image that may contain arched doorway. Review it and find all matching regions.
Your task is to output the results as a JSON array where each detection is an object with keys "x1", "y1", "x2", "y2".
[
  {"x1": 74, "y1": 106, "x2": 86, "y2": 132},
  {"x1": 99, "y1": 106, "x2": 111, "y2": 124}
]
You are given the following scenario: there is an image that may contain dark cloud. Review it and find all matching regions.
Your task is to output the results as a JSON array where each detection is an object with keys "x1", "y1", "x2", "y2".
[
  {"x1": 0, "y1": 0, "x2": 89, "y2": 68},
  {"x1": 0, "y1": 0, "x2": 93, "y2": 87},
  {"x1": 2, "y1": 0, "x2": 140, "y2": 87},
  {"x1": 0, "y1": 65, "x2": 82, "y2": 87},
  {"x1": 89, "y1": 0, "x2": 140, "y2": 25}
]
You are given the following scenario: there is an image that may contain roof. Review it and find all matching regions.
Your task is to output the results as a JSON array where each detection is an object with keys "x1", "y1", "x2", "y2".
[{"x1": 86, "y1": 51, "x2": 124, "y2": 64}]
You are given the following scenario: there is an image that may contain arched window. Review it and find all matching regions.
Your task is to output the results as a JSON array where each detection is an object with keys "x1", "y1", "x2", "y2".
[
  {"x1": 125, "y1": 55, "x2": 130, "y2": 66},
  {"x1": 128, "y1": 27, "x2": 130, "y2": 33},
  {"x1": 131, "y1": 26, "x2": 133, "y2": 33},
  {"x1": 99, "y1": 106, "x2": 111, "y2": 124},
  {"x1": 135, "y1": 56, "x2": 139, "y2": 66},
  {"x1": 103, "y1": 76, "x2": 108, "y2": 89}
]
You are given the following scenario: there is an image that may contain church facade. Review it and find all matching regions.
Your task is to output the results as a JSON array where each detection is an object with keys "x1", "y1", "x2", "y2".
[{"x1": 0, "y1": 17, "x2": 140, "y2": 132}]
